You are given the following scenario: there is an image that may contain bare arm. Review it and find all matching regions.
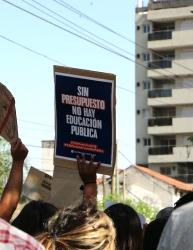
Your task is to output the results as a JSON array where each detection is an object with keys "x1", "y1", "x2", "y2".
[
  {"x1": 77, "y1": 154, "x2": 101, "y2": 200},
  {"x1": 0, "y1": 138, "x2": 28, "y2": 221}
]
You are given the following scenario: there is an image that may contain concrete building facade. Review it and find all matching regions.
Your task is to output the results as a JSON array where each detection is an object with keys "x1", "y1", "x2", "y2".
[
  {"x1": 97, "y1": 165, "x2": 193, "y2": 209},
  {"x1": 135, "y1": 0, "x2": 193, "y2": 183}
]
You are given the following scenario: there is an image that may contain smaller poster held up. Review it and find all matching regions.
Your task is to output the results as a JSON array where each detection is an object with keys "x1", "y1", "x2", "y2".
[
  {"x1": 54, "y1": 66, "x2": 116, "y2": 175},
  {"x1": 22, "y1": 167, "x2": 53, "y2": 202},
  {"x1": 0, "y1": 83, "x2": 18, "y2": 143}
]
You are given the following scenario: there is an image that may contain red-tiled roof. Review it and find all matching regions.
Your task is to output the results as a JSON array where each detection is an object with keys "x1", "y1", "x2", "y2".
[{"x1": 134, "y1": 165, "x2": 193, "y2": 192}]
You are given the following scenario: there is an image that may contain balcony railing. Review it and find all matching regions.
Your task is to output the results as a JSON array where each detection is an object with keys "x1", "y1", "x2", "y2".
[
  {"x1": 148, "y1": 31, "x2": 172, "y2": 41},
  {"x1": 148, "y1": 60, "x2": 172, "y2": 69},
  {"x1": 149, "y1": 146, "x2": 174, "y2": 155},
  {"x1": 148, "y1": 89, "x2": 172, "y2": 98},
  {"x1": 148, "y1": 117, "x2": 173, "y2": 126}
]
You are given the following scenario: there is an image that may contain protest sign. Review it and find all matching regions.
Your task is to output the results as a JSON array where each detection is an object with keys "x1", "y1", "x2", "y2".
[
  {"x1": 22, "y1": 167, "x2": 52, "y2": 202},
  {"x1": 54, "y1": 66, "x2": 116, "y2": 175},
  {"x1": 0, "y1": 83, "x2": 18, "y2": 143},
  {"x1": 50, "y1": 166, "x2": 83, "y2": 209}
]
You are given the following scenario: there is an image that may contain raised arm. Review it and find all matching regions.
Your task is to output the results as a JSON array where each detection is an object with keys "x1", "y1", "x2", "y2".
[
  {"x1": 0, "y1": 138, "x2": 28, "y2": 221},
  {"x1": 77, "y1": 154, "x2": 101, "y2": 200}
]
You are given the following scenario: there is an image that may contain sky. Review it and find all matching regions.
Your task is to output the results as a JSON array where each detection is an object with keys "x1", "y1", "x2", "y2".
[{"x1": 0, "y1": 0, "x2": 149, "y2": 178}]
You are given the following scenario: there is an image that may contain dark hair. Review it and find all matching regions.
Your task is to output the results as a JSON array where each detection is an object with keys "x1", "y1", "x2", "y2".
[
  {"x1": 104, "y1": 203, "x2": 142, "y2": 250},
  {"x1": 174, "y1": 191, "x2": 193, "y2": 210},
  {"x1": 12, "y1": 200, "x2": 58, "y2": 236},
  {"x1": 35, "y1": 200, "x2": 115, "y2": 250},
  {"x1": 143, "y1": 219, "x2": 167, "y2": 250}
]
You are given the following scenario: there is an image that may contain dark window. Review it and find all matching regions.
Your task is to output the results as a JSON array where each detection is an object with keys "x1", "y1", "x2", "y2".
[
  {"x1": 143, "y1": 53, "x2": 150, "y2": 61},
  {"x1": 143, "y1": 25, "x2": 150, "y2": 33},
  {"x1": 160, "y1": 167, "x2": 171, "y2": 175},
  {"x1": 143, "y1": 81, "x2": 150, "y2": 90},
  {"x1": 144, "y1": 138, "x2": 151, "y2": 146}
]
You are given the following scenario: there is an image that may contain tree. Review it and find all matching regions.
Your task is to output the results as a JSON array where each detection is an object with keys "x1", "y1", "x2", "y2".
[
  {"x1": 0, "y1": 137, "x2": 29, "y2": 196},
  {"x1": 98, "y1": 193, "x2": 159, "y2": 222}
]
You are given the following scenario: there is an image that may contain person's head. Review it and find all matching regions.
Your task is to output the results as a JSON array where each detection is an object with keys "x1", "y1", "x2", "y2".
[
  {"x1": 156, "y1": 207, "x2": 173, "y2": 220},
  {"x1": 104, "y1": 203, "x2": 142, "y2": 250},
  {"x1": 12, "y1": 200, "x2": 58, "y2": 236},
  {"x1": 35, "y1": 200, "x2": 115, "y2": 250},
  {"x1": 174, "y1": 191, "x2": 193, "y2": 210},
  {"x1": 143, "y1": 219, "x2": 168, "y2": 250}
]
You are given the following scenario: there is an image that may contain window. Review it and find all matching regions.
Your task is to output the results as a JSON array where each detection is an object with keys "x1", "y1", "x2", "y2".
[
  {"x1": 160, "y1": 167, "x2": 171, "y2": 176},
  {"x1": 143, "y1": 81, "x2": 150, "y2": 90},
  {"x1": 144, "y1": 138, "x2": 151, "y2": 146},
  {"x1": 142, "y1": 109, "x2": 150, "y2": 118},
  {"x1": 143, "y1": 53, "x2": 150, "y2": 61},
  {"x1": 143, "y1": 25, "x2": 150, "y2": 33}
]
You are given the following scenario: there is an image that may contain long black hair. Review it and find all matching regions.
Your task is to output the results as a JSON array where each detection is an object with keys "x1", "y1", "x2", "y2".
[
  {"x1": 12, "y1": 200, "x2": 58, "y2": 236},
  {"x1": 104, "y1": 203, "x2": 142, "y2": 250}
]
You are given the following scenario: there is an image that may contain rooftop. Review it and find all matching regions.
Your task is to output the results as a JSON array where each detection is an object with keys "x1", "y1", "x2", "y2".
[
  {"x1": 134, "y1": 165, "x2": 193, "y2": 192},
  {"x1": 136, "y1": 0, "x2": 193, "y2": 13},
  {"x1": 97, "y1": 165, "x2": 193, "y2": 192}
]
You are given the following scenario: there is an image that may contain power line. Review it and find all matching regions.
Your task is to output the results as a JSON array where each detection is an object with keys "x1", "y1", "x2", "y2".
[
  {"x1": 2, "y1": 3, "x2": 193, "y2": 109},
  {"x1": 4, "y1": 0, "x2": 192, "y2": 91},
  {"x1": 23, "y1": 0, "x2": 134, "y2": 57},
  {"x1": 19, "y1": 126, "x2": 53, "y2": 132},
  {"x1": 55, "y1": 0, "x2": 193, "y2": 77},
  {"x1": 0, "y1": 34, "x2": 66, "y2": 66},
  {"x1": 18, "y1": 119, "x2": 54, "y2": 127}
]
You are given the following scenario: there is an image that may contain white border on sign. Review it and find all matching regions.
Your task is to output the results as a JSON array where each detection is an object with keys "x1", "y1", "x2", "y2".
[{"x1": 54, "y1": 72, "x2": 114, "y2": 168}]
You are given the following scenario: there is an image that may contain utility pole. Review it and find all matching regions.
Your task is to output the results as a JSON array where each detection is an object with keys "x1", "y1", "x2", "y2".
[
  {"x1": 116, "y1": 141, "x2": 119, "y2": 194},
  {"x1": 123, "y1": 169, "x2": 126, "y2": 201},
  {"x1": 111, "y1": 169, "x2": 115, "y2": 194},
  {"x1": 103, "y1": 175, "x2": 106, "y2": 199}
]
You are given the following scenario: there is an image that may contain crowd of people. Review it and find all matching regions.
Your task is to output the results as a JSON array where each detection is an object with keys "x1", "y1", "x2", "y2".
[{"x1": 1, "y1": 138, "x2": 193, "y2": 249}]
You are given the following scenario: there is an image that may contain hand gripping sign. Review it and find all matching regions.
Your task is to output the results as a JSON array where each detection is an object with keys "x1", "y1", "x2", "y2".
[
  {"x1": 0, "y1": 83, "x2": 18, "y2": 143},
  {"x1": 54, "y1": 66, "x2": 116, "y2": 176}
]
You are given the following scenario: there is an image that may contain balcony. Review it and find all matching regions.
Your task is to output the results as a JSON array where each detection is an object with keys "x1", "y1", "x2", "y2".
[
  {"x1": 148, "y1": 60, "x2": 172, "y2": 69},
  {"x1": 148, "y1": 59, "x2": 193, "y2": 79},
  {"x1": 148, "y1": 146, "x2": 193, "y2": 163},
  {"x1": 149, "y1": 146, "x2": 174, "y2": 155},
  {"x1": 148, "y1": 30, "x2": 193, "y2": 50},
  {"x1": 148, "y1": 117, "x2": 193, "y2": 135},
  {"x1": 148, "y1": 117, "x2": 172, "y2": 127},
  {"x1": 148, "y1": 88, "x2": 193, "y2": 106},
  {"x1": 148, "y1": 89, "x2": 172, "y2": 98},
  {"x1": 148, "y1": 31, "x2": 172, "y2": 41}
]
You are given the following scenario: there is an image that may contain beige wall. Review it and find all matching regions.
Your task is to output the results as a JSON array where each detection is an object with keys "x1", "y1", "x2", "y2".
[
  {"x1": 148, "y1": 30, "x2": 193, "y2": 51},
  {"x1": 135, "y1": 13, "x2": 151, "y2": 165},
  {"x1": 148, "y1": 117, "x2": 193, "y2": 135},
  {"x1": 148, "y1": 88, "x2": 193, "y2": 106},
  {"x1": 148, "y1": 146, "x2": 193, "y2": 164},
  {"x1": 147, "y1": 6, "x2": 193, "y2": 22},
  {"x1": 148, "y1": 59, "x2": 193, "y2": 79}
]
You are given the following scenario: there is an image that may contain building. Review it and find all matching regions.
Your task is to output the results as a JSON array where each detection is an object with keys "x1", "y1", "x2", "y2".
[
  {"x1": 41, "y1": 140, "x2": 54, "y2": 176},
  {"x1": 97, "y1": 165, "x2": 193, "y2": 209},
  {"x1": 135, "y1": 0, "x2": 193, "y2": 183}
]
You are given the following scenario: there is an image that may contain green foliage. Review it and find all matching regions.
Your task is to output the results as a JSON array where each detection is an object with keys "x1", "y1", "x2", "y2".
[
  {"x1": 0, "y1": 137, "x2": 30, "y2": 196},
  {"x1": 98, "y1": 193, "x2": 159, "y2": 222},
  {"x1": 187, "y1": 136, "x2": 193, "y2": 144}
]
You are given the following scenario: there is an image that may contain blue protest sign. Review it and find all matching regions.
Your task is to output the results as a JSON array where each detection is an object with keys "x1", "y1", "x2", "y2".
[{"x1": 54, "y1": 66, "x2": 116, "y2": 175}]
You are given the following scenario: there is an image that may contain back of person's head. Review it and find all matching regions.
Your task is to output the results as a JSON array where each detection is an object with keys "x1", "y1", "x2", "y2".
[
  {"x1": 35, "y1": 200, "x2": 115, "y2": 250},
  {"x1": 12, "y1": 200, "x2": 58, "y2": 236},
  {"x1": 174, "y1": 191, "x2": 193, "y2": 210},
  {"x1": 156, "y1": 207, "x2": 173, "y2": 220},
  {"x1": 104, "y1": 203, "x2": 142, "y2": 250},
  {"x1": 143, "y1": 219, "x2": 168, "y2": 250}
]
